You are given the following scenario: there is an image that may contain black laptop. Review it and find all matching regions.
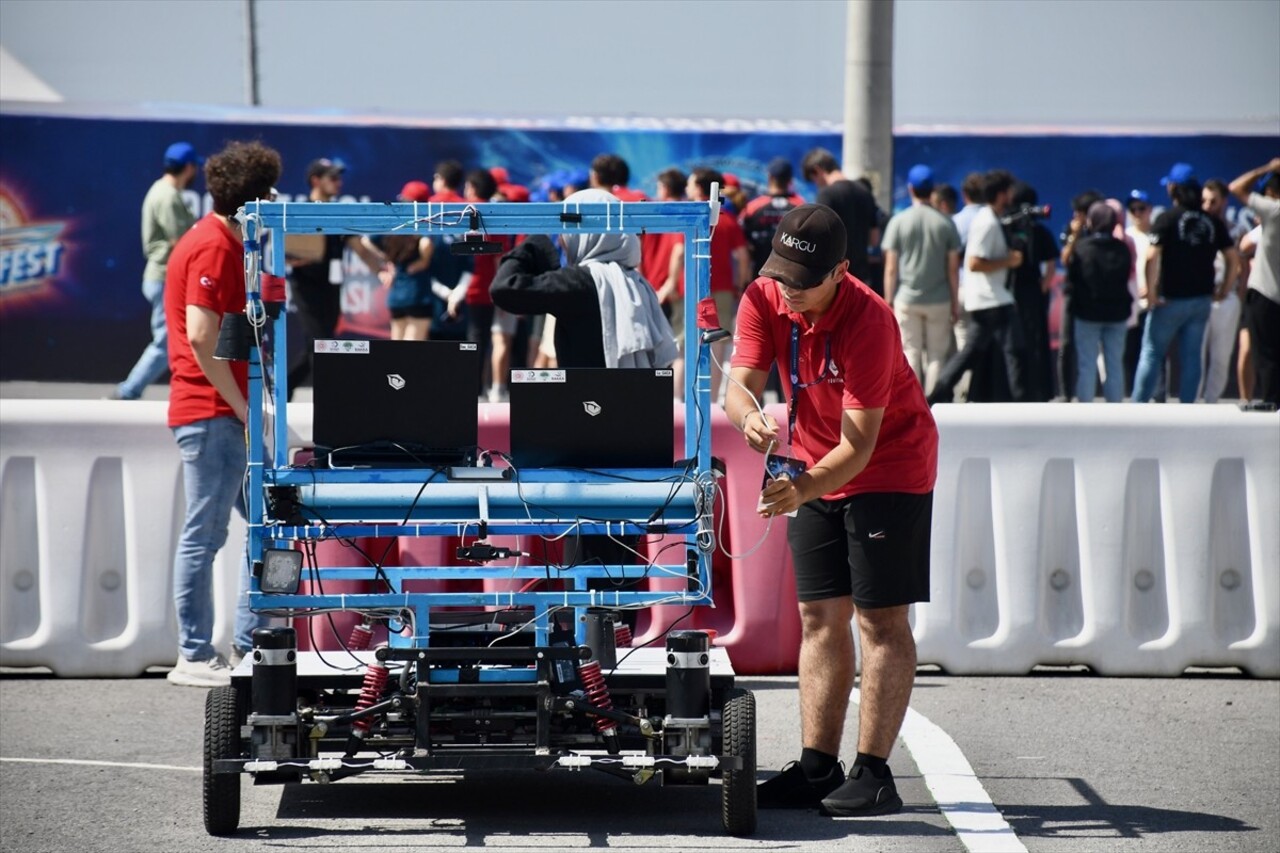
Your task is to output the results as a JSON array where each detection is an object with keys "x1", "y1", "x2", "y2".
[
  {"x1": 311, "y1": 339, "x2": 481, "y2": 467},
  {"x1": 508, "y1": 368, "x2": 675, "y2": 468}
]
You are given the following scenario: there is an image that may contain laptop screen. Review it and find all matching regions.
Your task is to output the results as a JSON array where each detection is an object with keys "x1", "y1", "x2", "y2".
[
  {"x1": 508, "y1": 368, "x2": 675, "y2": 468},
  {"x1": 311, "y1": 339, "x2": 480, "y2": 467}
]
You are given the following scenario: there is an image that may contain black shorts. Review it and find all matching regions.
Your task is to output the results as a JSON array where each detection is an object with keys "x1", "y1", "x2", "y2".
[{"x1": 787, "y1": 491, "x2": 932, "y2": 608}]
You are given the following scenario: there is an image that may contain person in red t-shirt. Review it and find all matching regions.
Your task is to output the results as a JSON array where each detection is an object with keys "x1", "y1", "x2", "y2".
[
  {"x1": 725, "y1": 204, "x2": 938, "y2": 816},
  {"x1": 687, "y1": 167, "x2": 750, "y2": 400},
  {"x1": 640, "y1": 167, "x2": 688, "y2": 397},
  {"x1": 164, "y1": 140, "x2": 281, "y2": 688}
]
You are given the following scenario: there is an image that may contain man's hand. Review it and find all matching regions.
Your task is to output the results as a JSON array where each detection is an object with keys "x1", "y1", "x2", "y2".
[
  {"x1": 1006, "y1": 249, "x2": 1024, "y2": 269},
  {"x1": 758, "y1": 472, "x2": 810, "y2": 518},
  {"x1": 741, "y1": 409, "x2": 779, "y2": 454}
]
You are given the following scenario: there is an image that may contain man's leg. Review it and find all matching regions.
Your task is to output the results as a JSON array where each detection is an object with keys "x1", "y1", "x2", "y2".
[
  {"x1": 921, "y1": 301, "x2": 953, "y2": 397},
  {"x1": 928, "y1": 308, "x2": 995, "y2": 405},
  {"x1": 853, "y1": 605, "x2": 916, "y2": 759},
  {"x1": 798, "y1": 597, "x2": 856, "y2": 755},
  {"x1": 894, "y1": 302, "x2": 926, "y2": 388},
  {"x1": 1132, "y1": 305, "x2": 1176, "y2": 402},
  {"x1": 759, "y1": 499, "x2": 852, "y2": 808},
  {"x1": 116, "y1": 279, "x2": 170, "y2": 399}
]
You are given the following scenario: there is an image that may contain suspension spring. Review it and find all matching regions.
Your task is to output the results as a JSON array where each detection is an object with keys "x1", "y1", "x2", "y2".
[
  {"x1": 576, "y1": 660, "x2": 617, "y2": 737},
  {"x1": 350, "y1": 663, "x2": 389, "y2": 735},
  {"x1": 613, "y1": 623, "x2": 633, "y2": 649},
  {"x1": 347, "y1": 620, "x2": 374, "y2": 651}
]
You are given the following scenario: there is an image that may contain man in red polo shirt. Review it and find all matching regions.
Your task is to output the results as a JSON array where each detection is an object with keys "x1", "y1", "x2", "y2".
[
  {"x1": 165, "y1": 140, "x2": 281, "y2": 687},
  {"x1": 726, "y1": 204, "x2": 938, "y2": 816}
]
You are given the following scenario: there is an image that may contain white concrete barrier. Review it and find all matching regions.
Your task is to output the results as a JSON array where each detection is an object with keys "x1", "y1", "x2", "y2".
[
  {"x1": 2, "y1": 400, "x2": 1276, "y2": 677},
  {"x1": 916, "y1": 404, "x2": 1280, "y2": 676},
  {"x1": 0, "y1": 400, "x2": 311, "y2": 677}
]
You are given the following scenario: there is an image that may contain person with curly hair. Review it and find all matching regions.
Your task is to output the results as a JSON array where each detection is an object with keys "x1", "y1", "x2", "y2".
[{"x1": 164, "y1": 140, "x2": 280, "y2": 687}]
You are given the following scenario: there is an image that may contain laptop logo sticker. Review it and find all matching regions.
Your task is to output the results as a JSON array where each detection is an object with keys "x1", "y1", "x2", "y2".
[
  {"x1": 583, "y1": 401, "x2": 602, "y2": 416},
  {"x1": 315, "y1": 339, "x2": 370, "y2": 354},
  {"x1": 387, "y1": 374, "x2": 406, "y2": 390}
]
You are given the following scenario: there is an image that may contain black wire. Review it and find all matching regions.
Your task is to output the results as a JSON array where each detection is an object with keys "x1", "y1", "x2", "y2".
[{"x1": 607, "y1": 606, "x2": 696, "y2": 678}]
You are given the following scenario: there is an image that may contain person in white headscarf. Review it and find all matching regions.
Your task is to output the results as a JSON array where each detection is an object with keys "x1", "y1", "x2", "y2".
[{"x1": 490, "y1": 188, "x2": 677, "y2": 369}]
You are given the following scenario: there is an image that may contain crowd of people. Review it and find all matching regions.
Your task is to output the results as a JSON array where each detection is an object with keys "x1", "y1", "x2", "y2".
[{"x1": 116, "y1": 144, "x2": 1279, "y2": 409}]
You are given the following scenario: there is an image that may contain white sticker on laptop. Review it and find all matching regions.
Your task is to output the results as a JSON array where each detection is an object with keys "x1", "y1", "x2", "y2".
[
  {"x1": 656, "y1": 369, "x2": 673, "y2": 377},
  {"x1": 314, "y1": 339, "x2": 370, "y2": 354},
  {"x1": 511, "y1": 369, "x2": 566, "y2": 383}
]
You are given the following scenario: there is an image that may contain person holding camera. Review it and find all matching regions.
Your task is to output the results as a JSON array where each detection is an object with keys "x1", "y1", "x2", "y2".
[
  {"x1": 726, "y1": 204, "x2": 937, "y2": 817},
  {"x1": 926, "y1": 170, "x2": 1028, "y2": 405}
]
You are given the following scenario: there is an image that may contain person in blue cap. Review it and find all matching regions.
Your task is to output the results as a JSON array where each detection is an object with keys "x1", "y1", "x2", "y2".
[
  {"x1": 111, "y1": 141, "x2": 202, "y2": 399},
  {"x1": 1132, "y1": 163, "x2": 1240, "y2": 403}
]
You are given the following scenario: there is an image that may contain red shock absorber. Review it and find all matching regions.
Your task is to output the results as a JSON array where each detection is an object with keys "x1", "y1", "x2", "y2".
[
  {"x1": 347, "y1": 620, "x2": 374, "y2": 651},
  {"x1": 576, "y1": 659, "x2": 620, "y2": 752},
  {"x1": 350, "y1": 662, "x2": 389, "y2": 736},
  {"x1": 613, "y1": 623, "x2": 633, "y2": 650}
]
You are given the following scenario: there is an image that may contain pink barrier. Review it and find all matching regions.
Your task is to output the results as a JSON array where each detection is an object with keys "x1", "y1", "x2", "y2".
[{"x1": 303, "y1": 403, "x2": 802, "y2": 673}]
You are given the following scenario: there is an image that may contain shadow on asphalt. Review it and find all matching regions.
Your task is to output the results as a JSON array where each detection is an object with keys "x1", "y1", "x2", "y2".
[
  {"x1": 240, "y1": 771, "x2": 951, "y2": 843},
  {"x1": 993, "y1": 777, "x2": 1257, "y2": 839}
]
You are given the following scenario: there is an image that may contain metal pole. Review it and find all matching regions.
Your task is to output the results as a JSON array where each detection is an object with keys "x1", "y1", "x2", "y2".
[
  {"x1": 244, "y1": 0, "x2": 260, "y2": 106},
  {"x1": 843, "y1": 0, "x2": 894, "y2": 211}
]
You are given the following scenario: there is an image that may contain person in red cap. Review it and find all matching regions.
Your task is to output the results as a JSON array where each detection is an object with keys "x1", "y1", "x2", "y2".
[{"x1": 725, "y1": 203, "x2": 937, "y2": 817}]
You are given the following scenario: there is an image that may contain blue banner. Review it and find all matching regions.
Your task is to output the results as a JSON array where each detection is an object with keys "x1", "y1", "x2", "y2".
[{"x1": 0, "y1": 109, "x2": 1271, "y2": 381}]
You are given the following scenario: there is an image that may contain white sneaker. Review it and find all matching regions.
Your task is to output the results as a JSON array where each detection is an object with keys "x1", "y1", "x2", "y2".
[
  {"x1": 487, "y1": 385, "x2": 509, "y2": 404},
  {"x1": 166, "y1": 654, "x2": 232, "y2": 688}
]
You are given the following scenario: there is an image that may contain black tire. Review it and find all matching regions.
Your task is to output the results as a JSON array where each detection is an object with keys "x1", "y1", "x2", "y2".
[
  {"x1": 720, "y1": 687, "x2": 757, "y2": 836},
  {"x1": 203, "y1": 685, "x2": 243, "y2": 836}
]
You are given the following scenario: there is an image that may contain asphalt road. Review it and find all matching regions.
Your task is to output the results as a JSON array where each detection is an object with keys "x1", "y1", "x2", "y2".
[{"x1": 1, "y1": 670, "x2": 1276, "y2": 853}]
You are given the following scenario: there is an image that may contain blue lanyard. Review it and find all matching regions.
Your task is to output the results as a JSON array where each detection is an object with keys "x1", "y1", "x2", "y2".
[{"x1": 788, "y1": 322, "x2": 832, "y2": 441}]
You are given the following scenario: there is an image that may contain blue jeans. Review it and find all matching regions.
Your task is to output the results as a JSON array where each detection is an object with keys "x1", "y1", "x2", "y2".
[
  {"x1": 1132, "y1": 296, "x2": 1212, "y2": 403},
  {"x1": 117, "y1": 279, "x2": 168, "y2": 399},
  {"x1": 1074, "y1": 318, "x2": 1128, "y2": 402},
  {"x1": 172, "y1": 416, "x2": 266, "y2": 660}
]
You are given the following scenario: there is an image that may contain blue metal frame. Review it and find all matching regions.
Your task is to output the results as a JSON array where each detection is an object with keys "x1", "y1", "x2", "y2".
[{"x1": 237, "y1": 196, "x2": 720, "y2": 657}]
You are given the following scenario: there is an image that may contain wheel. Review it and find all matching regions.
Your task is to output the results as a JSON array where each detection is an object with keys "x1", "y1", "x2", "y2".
[
  {"x1": 203, "y1": 685, "x2": 244, "y2": 836},
  {"x1": 720, "y1": 687, "x2": 757, "y2": 836}
]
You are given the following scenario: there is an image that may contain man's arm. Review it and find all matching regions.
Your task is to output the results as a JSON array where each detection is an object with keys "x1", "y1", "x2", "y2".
[
  {"x1": 733, "y1": 245, "x2": 752, "y2": 293},
  {"x1": 348, "y1": 235, "x2": 389, "y2": 272},
  {"x1": 1228, "y1": 158, "x2": 1280, "y2": 204},
  {"x1": 967, "y1": 252, "x2": 1022, "y2": 273},
  {"x1": 882, "y1": 249, "x2": 898, "y2": 305},
  {"x1": 1216, "y1": 247, "x2": 1242, "y2": 301},
  {"x1": 187, "y1": 304, "x2": 247, "y2": 422},
  {"x1": 724, "y1": 365, "x2": 778, "y2": 454},
  {"x1": 1145, "y1": 243, "x2": 1162, "y2": 304},
  {"x1": 946, "y1": 249, "x2": 960, "y2": 321},
  {"x1": 758, "y1": 407, "x2": 885, "y2": 516}
]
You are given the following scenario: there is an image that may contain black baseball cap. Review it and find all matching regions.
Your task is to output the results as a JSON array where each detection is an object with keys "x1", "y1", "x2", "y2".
[
  {"x1": 766, "y1": 157, "x2": 793, "y2": 182},
  {"x1": 758, "y1": 204, "x2": 847, "y2": 289},
  {"x1": 306, "y1": 158, "x2": 345, "y2": 180}
]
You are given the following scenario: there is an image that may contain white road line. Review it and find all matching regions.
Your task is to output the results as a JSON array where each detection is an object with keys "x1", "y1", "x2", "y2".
[
  {"x1": 0, "y1": 757, "x2": 200, "y2": 773},
  {"x1": 852, "y1": 688, "x2": 1027, "y2": 853}
]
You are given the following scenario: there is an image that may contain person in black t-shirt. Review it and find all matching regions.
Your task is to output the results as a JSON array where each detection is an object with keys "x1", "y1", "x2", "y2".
[
  {"x1": 801, "y1": 148, "x2": 879, "y2": 288},
  {"x1": 740, "y1": 157, "x2": 805, "y2": 275},
  {"x1": 1132, "y1": 168, "x2": 1239, "y2": 403},
  {"x1": 1066, "y1": 203, "x2": 1133, "y2": 402}
]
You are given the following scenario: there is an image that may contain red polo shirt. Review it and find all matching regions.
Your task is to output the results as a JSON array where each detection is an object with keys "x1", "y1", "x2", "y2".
[
  {"x1": 165, "y1": 214, "x2": 249, "y2": 428},
  {"x1": 731, "y1": 272, "x2": 937, "y2": 499}
]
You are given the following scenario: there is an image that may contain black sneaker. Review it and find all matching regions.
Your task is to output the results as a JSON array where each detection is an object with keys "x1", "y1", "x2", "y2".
[
  {"x1": 821, "y1": 764, "x2": 903, "y2": 817},
  {"x1": 758, "y1": 761, "x2": 844, "y2": 809}
]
